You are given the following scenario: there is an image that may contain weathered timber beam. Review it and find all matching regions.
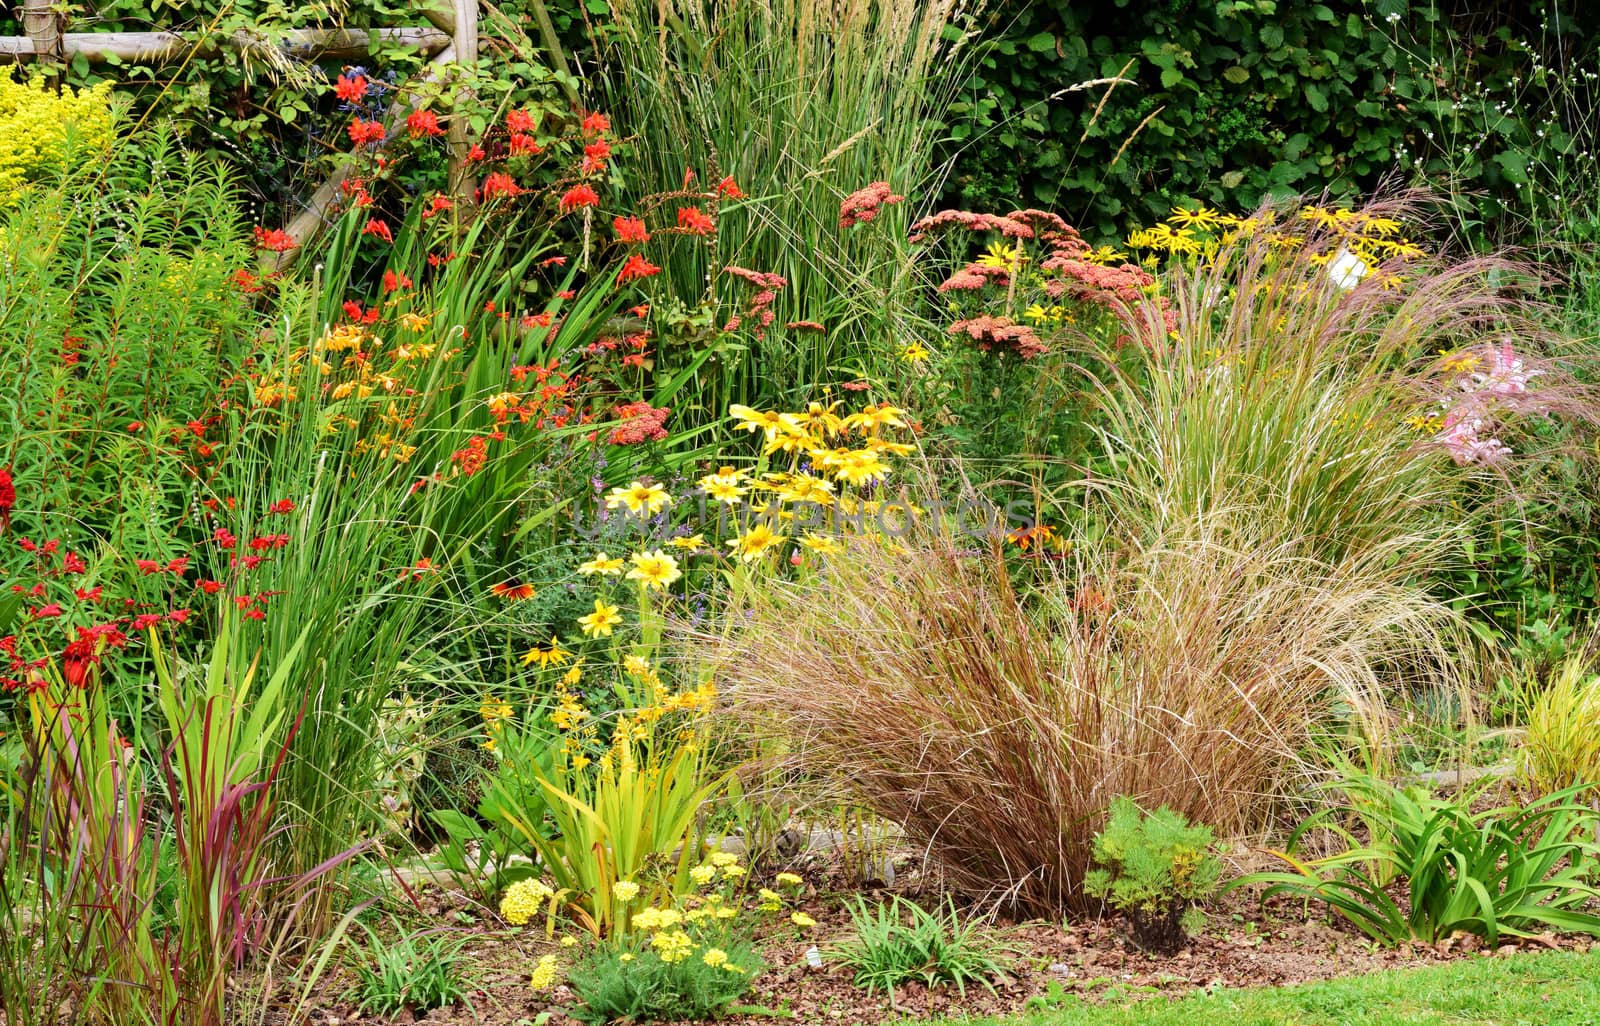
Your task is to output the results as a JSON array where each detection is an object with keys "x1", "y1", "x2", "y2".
[{"x1": 0, "y1": 26, "x2": 450, "y2": 64}]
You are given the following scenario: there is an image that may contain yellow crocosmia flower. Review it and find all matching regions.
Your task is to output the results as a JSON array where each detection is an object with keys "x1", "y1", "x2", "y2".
[
  {"x1": 578, "y1": 551, "x2": 626, "y2": 576},
  {"x1": 577, "y1": 599, "x2": 623, "y2": 638},
  {"x1": 728, "y1": 404, "x2": 802, "y2": 441},
  {"x1": 486, "y1": 392, "x2": 523, "y2": 417},
  {"x1": 480, "y1": 697, "x2": 513, "y2": 722},
  {"x1": 398, "y1": 311, "x2": 433, "y2": 333},
  {"x1": 727, "y1": 523, "x2": 783, "y2": 563},
  {"x1": 605, "y1": 480, "x2": 672, "y2": 515},
  {"x1": 522, "y1": 637, "x2": 573, "y2": 668},
  {"x1": 626, "y1": 550, "x2": 682, "y2": 590}
]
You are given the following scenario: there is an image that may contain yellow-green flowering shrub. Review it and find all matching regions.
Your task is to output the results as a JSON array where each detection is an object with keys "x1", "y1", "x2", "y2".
[{"x1": 0, "y1": 73, "x2": 115, "y2": 203}]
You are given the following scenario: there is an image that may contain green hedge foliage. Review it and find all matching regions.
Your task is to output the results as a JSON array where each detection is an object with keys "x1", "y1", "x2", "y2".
[{"x1": 939, "y1": 0, "x2": 1600, "y2": 246}]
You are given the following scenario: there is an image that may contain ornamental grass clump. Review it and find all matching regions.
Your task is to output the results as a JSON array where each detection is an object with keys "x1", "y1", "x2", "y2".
[{"x1": 708, "y1": 507, "x2": 1465, "y2": 917}]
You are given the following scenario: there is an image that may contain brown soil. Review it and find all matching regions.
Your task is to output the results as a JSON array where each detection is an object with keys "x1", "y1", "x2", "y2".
[{"x1": 271, "y1": 855, "x2": 1597, "y2": 1026}]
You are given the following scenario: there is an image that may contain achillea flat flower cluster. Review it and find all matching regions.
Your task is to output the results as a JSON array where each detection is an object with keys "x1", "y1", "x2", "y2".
[
  {"x1": 947, "y1": 316, "x2": 1047, "y2": 359},
  {"x1": 839, "y1": 181, "x2": 904, "y2": 229},
  {"x1": 608, "y1": 401, "x2": 671, "y2": 445}
]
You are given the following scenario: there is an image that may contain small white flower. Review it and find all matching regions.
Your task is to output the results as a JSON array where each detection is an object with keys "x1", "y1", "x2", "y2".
[{"x1": 1327, "y1": 247, "x2": 1369, "y2": 291}]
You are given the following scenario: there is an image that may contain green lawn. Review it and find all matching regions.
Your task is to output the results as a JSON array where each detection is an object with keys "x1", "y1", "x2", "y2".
[{"x1": 930, "y1": 948, "x2": 1600, "y2": 1026}]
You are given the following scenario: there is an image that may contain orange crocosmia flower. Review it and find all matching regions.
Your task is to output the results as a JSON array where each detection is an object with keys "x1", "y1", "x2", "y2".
[
  {"x1": 716, "y1": 175, "x2": 744, "y2": 199},
  {"x1": 677, "y1": 206, "x2": 714, "y2": 235},
  {"x1": 507, "y1": 108, "x2": 537, "y2": 134},
  {"x1": 582, "y1": 140, "x2": 611, "y2": 175},
  {"x1": 539, "y1": 256, "x2": 568, "y2": 268},
  {"x1": 560, "y1": 184, "x2": 600, "y2": 212},
  {"x1": 510, "y1": 132, "x2": 541, "y2": 157},
  {"x1": 467, "y1": 143, "x2": 486, "y2": 161},
  {"x1": 253, "y1": 226, "x2": 296, "y2": 252},
  {"x1": 406, "y1": 109, "x2": 445, "y2": 138},
  {"x1": 581, "y1": 111, "x2": 610, "y2": 135},
  {"x1": 362, "y1": 218, "x2": 393, "y2": 243},
  {"x1": 489, "y1": 580, "x2": 536, "y2": 601},
  {"x1": 334, "y1": 73, "x2": 369, "y2": 103},
  {"x1": 382, "y1": 269, "x2": 413, "y2": 292},
  {"x1": 616, "y1": 254, "x2": 661, "y2": 285},
  {"x1": 347, "y1": 119, "x2": 386, "y2": 147},
  {"x1": 613, "y1": 216, "x2": 650, "y2": 244},
  {"x1": 482, "y1": 172, "x2": 522, "y2": 201}
]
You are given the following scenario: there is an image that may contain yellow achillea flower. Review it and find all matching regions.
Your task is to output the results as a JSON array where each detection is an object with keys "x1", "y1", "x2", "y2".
[
  {"x1": 613, "y1": 880, "x2": 641, "y2": 901},
  {"x1": 651, "y1": 930, "x2": 695, "y2": 963},
  {"x1": 499, "y1": 878, "x2": 554, "y2": 925},
  {"x1": 530, "y1": 953, "x2": 560, "y2": 990},
  {"x1": 790, "y1": 912, "x2": 816, "y2": 928},
  {"x1": 702, "y1": 948, "x2": 729, "y2": 967}
]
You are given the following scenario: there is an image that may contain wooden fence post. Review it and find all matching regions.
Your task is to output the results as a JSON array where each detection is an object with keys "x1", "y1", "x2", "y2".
[
  {"x1": 446, "y1": 0, "x2": 479, "y2": 209},
  {"x1": 20, "y1": 0, "x2": 63, "y2": 65}
]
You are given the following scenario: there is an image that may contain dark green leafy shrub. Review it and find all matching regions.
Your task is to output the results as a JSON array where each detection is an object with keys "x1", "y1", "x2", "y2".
[
  {"x1": 829, "y1": 896, "x2": 1014, "y2": 998},
  {"x1": 1248, "y1": 772, "x2": 1600, "y2": 946},
  {"x1": 1083, "y1": 798, "x2": 1223, "y2": 953},
  {"x1": 941, "y1": 1, "x2": 1600, "y2": 247}
]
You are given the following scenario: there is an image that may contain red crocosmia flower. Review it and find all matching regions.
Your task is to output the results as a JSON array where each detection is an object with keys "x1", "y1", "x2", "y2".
[
  {"x1": 560, "y1": 185, "x2": 600, "y2": 212},
  {"x1": 467, "y1": 144, "x2": 486, "y2": 161},
  {"x1": 525, "y1": 312, "x2": 553, "y2": 329},
  {"x1": 233, "y1": 555, "x2": 264, "y2": 570},
  {"x1": 19, "y1": 538, "x2": 37, "y2": 552},
  {"x1": 406, "y1": 109, "x2": 445, "y2": 138},
  {"x1": 677, "y1": 206, "x2": 714, "y2": 235},
  {"x1": 195, "y1": 442, "x2": 214, "y2": 458},
  {"x1": 213, "y1": 528, "x2": 238, "y2": 547},
  {"x1": 682, "y1": 167, "x2": 696, "y2": 188},
  {"x1": 166, "y1": 608, "x2": 191, "y2": 624},
  {"x1": 481, "y1": 172, "x2": 523, "y2": 202},
  {"x1": 75, "y1": 586, "x2": 103, "y2": 602},
  {"x1": 613, "y1": 216, "x2": 650, "y2": 244},
  {"x1": 362, "y1": 218, "x2": 393, "y2": 243},
  {"x1": 334, "y1": 73, "x2": 369, "y2": 103},
  {"x1": 342, "y1": 300, "x2": 365, "y2": 322},
  {"x1": 382, "y1": 269, "x2": 413, "y2": 292},
  {"x1": 247, "y1": 534, "x2": 290, "y2": 551},
  {"x1": 243, "y1": 609, "x2": 267, "y2": 621},
  {"x1": 581, "y1": 140, "x2": 611, "y2": 175},
  {"x1": 234, "y1": 594, "x2": 256, "y2": 610},
  {"x1": 427, "y1": 251, "x2": 456, "y2": 268},
  {"x1": 507, "y1": 108, "x2": 537, "y2": 134},
  {"x1": 716, "y1": 175, "x2": 744, "y2": 199},
  {"x1": 131, "y1": 613, "x2": 165, "y2": 631},
  {"x1": 581, "y1": 111, "x2": 610, "y2": 135},
  {"x1": 197, "y1": 579, "x2": 224, "y2": 594},
  {"x1": 557, "y1": 290, "x2": 576, "y2": 300},
  {"x1": 421, "y1": 194, "x2": 453, "y2": 219},
  {"x1": 0, "y1": 466, "x2": 16, "y2": 534},
  {"x1": 509, "y1": 132, "x2": 541, "y2": 157},
  {"x1": 32, "y1": 604, "x2": 63, "y2": 619},
  {"x1": 166, "y1": 556, "x2": 189, "y2": 575},
  {"x1": 127, "y1": 421, "x2": 144, "y2": 432},
  {"x1": 252, "y1": 226, "x2": 296, "y2": 252},
  {"x1": 538, "y1": 256, "x2": 568, "y2": 269},
  {"x1": 233, "y1": 268, "x2": 263, "y2": 293},
  {"x1": 616, "y1": 254, "x2": 662, "y2": 285},
  {"x1": 136, "y1": 559, "x2": 162, "y2": 575},
  {"x1": 269, "y1": 499, "x2": 296, "y2": 514},
  {"x1": 630, "y1": 304, "x2": 650, "y2": 317},
  {"x1": 348, "y1": 119, "x2": 386, "y2": 147},
  {"x1": 63, "y1": 551, "x2": 86, "y2": 574}
]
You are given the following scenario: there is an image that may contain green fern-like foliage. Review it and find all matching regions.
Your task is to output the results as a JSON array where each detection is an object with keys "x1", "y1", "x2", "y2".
[{"x1": 1084, "y1": 797, "x2": 1222, "y2": 953}]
